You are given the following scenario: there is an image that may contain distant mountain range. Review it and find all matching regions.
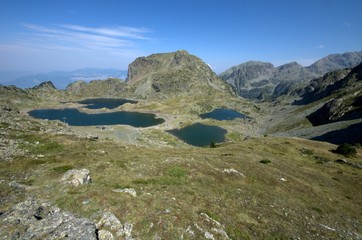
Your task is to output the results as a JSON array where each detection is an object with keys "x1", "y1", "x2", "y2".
[
  {"x1": 220, "y1": 51, "x2": 362, "y2": 100},
  {"x1": 0, "y1": 68, "x2": 127, "y2": 89}
]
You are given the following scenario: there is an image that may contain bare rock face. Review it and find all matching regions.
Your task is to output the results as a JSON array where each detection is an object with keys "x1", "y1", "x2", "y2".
[
  {"x1": 126, "y1": 50, "x2": 235, "y2": 99},
  {"x1": 220, "y1": 51, "x2": 362, "y2": 100},
  {"x1": 0, "y1": 198, "x2": 97, "y2": 239},
  {"x1": 61, "y1": 169, "x2": 91, "y2": 187}
]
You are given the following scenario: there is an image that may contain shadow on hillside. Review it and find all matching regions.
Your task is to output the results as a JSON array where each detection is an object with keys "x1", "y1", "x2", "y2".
[{"x1": 312, "y1": 122, "x2": 362, "y2": 144}]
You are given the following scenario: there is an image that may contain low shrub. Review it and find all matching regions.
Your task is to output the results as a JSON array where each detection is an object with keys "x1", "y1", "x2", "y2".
[
  {"x1": 260, "y1": 159, "x2": 271, "y2": 164},
  {"x1": 334, "y1": 143, "x2": 357, "y2": 157}
]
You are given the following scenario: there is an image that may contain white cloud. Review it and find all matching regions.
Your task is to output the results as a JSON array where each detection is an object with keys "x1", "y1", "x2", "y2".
[
  {"x1": 19, "y1": 23, "x2": 152, "y2": 51},
  {"x1": 317, "y1": 44, "x2": 325, "y2": 49},
  {"x1": 0, "y1": 23, "x2": 156, "y2": 70}
]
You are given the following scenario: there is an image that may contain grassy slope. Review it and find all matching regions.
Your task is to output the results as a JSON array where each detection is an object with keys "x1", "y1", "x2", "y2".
[
  {"x1": 1, "y1": 125, "x2": 361, "y2": 239},
  {"x1": 1, "y1": 86, "x2": 361, "y2": 238}
]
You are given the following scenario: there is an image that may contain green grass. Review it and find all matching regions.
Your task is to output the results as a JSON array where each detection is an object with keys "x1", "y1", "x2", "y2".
[
  {"x1": 1, "y1": 126, "x2": 361, "y2": 239},
  {"x1": 53, "y1": 165, "x2": 73, "y2": 173}
]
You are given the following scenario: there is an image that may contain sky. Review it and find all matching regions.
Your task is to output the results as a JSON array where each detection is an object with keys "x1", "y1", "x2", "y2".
[{"x1": 0, "y1": 0, "x2": 361, "y2": 73}]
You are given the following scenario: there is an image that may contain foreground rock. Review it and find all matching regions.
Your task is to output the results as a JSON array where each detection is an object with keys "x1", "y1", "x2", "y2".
[
  {"x1": 96, "y1": 211, "x2": 134, "y2": 239},
  {"x1": 0, "y1": 198, "x2": 97, "y2": 239},
  {"x1": 61, "y1": 168, "x2": 91, "y2": 186}
]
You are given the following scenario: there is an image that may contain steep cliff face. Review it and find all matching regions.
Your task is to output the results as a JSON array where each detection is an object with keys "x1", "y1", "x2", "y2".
[
  {"x1": 220, "y1": 51, "x2": 362, "y2": 101},
  {"x1": 126, "y1": 50, "x2": 235, "y2": 99},
  {"x1": 305, "y1": 63, "x2": 362, "y2": 126}
]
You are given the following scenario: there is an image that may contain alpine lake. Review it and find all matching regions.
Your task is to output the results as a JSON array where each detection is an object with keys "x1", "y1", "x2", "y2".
[{"x1": 29, "y1": 99, "x2": 248, "y2": 147}]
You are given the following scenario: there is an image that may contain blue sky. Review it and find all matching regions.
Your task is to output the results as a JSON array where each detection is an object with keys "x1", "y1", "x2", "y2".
[{"x1": 0, "y1": 0, "x2": 361, "y2": 73}]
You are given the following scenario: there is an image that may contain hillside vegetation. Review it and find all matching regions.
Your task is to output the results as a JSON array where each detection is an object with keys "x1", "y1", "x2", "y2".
[{"x1": 0, "y1": 50, "x2": 361, "y2": 239}]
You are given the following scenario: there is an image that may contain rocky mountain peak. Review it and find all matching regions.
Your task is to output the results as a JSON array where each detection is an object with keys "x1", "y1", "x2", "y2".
[
  {"x1": 277, "y1": 62, "x2": 303, "y2": 71},
  {"x1": 126, "y1": 50, "x2": 234, "y2": 99},
  {"x1": 220, "y1": 50, "x2": 362, "y2": 101},
  {"x1": 32, "y1": 81, "x2": 57, "y2": 91}
]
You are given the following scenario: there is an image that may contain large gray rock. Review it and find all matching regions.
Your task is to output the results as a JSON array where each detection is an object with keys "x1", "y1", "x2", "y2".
[
  {"x1": 0, "y1": 198, "x2": 97, "y2": 239},
  {"x1": 96, "y1": 211, "x2": 134, "y2": 239},
  {"x1": 61, "y1": 168, "x2": 91, "y2": 186}
]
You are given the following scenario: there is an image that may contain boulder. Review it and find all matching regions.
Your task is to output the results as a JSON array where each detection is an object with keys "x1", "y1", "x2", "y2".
[
  {"x1": 98, "y1": 229, "x2": 115, "y2": 240},
  {"x1": 61, "y1": 169, "x2": 91, "y2": 187},
  {"x1": 0, "y1": 198, "x2": 97, "y2": 239}
]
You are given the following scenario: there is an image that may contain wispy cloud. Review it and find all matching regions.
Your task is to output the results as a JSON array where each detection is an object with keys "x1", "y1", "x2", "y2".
[
  {"x1": 19, "y1": 23, "x2": 153, "y2": 52},
  {"x1": 343, "y1": 22, "x2": 352, "y2": 28},
  {"x1": 0, "y1": 23, "x2": 155, "y2": 71},
  {"x1": 317, "y1": 44, "x2": 325, "y2": 49}
]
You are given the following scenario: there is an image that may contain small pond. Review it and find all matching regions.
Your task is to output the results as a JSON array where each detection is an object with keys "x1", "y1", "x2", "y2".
[
  {"x1": 28, "y1": 108, "x2": 164, "y2": 127},
  {"x1": 77, "y1": 98, "x2": 137, "y2": 109},
  {"x1": 200, "y1": 108, "x2": 249, "y2": 121},
  {"x1": 167, "y1": 123, "x2": 227, "y2": 147}
]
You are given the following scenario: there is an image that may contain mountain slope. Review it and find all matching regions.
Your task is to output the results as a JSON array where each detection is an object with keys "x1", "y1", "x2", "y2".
[
  {"x1": 126, "y1": 50, "x2": 235, "y2": 99},
  {"x1": 265, "y1": 63, "x2": 362, "y2": 144},
  {"x1": 220, "y1": 51, "x2": 362, "y2": 100}
]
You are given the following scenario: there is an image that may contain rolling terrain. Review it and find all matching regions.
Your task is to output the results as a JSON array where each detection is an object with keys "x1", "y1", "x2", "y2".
[{"x1": 0, "y1": 50, "x2": 361, "y2": 239}]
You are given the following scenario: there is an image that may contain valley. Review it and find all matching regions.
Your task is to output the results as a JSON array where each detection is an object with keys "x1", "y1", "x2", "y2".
[{"x1": 0, "y1": 50, "x2": 361, "y2": 239}]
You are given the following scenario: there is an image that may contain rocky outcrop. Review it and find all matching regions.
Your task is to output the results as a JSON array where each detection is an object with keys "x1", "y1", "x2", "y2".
[
  {"x1": 31, "y1": 81, "x2": 57, "y2": 91},
  {"x1": 61, "y1": 169, "x2": 91, "y2": 186},
  {"x1": 126, "y1": 50, "x2": 235, "y2": 99},
  {"x1": 220, "y1": 51, "x2": 362, "y2": 100},
  {"x1": 293, "y1": 68, "x2": 351, "y2": 105},
  {"x1": 302, "y1": 63, "x2": 362, "y2": 126},
  {"x1": 0, "y1": 198, "x2": 97, "y2": 239},
  {"x1": 96, "y1": 211, "x2": 134, "y2": 239},
  {"x1": 65, "y1": 78, "x2": 127, "y2": 97}
]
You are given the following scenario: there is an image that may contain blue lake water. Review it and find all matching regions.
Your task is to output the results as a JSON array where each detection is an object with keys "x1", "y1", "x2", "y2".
[
  {"x1": 167, "y1": 123, "x2": 227, "y2": 147},
  {"x1": 28, "y1": 108, "x2": 164, "y2": 127},
  {"x1": 77, "y1": 98, "x2": 137, "y2": 109},
  {"x1": 200, "y1": 108, "x2": 249, "y2": 121}
]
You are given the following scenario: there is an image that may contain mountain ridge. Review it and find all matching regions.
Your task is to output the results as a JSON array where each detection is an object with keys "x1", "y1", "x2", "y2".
[
  {"x1": 126, "y1": 50, "x2": 235, "y2": 99},
  {"x1": 220, "y1": 51, "x2": 362, "y2": 100}
]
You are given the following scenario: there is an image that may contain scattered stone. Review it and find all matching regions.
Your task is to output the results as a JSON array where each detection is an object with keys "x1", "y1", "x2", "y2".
[
  {"x1": 182, "y1": 225, "x2": 195, "y2": 238},
  {"x1": 96, "y1": 212, "x2": 134, "y2": 239},
  {"x1": 0, "y1": 197, "x2": 97, "y2": 239},
  {"x1": 181, "y1": 213, "x2": 230, "y2": 239},
  {"x1": 112, "y1": 188, "x2": 137, "y2": 197},
  {"x1": 223, "y1": 168, "x2": 245, "y2": 177},
  {"x1": 61, "y1": 169, "x2": 91, "y2": 187},
  {"x1": 200, "y1": 213, "x2": 222, "y2": 227},
  {"x1": 319, "y1": 223, "x2": 336, "y2": 231},
  {"x1": 8, "y1": 181, "x2": 31, "y2": 191},
  {"x1": 335, "y1": 159, "x2": 348, "y2": 164},
  {"x1": 117, "y1": 222, "x2": 133, "y2": 239},
  {"x1": 204, "y1": 231, "x2": 215, "y2": 240},
  {"x1": 96, "y1": 212, "x2": 122, "y2": 231},
  {"x1": 98, "y1": 229, "x2": 115, "y2": 240},
  {"x1": 335, "y1": 159, "x2": 362, "y2": 169},
  {"x1": 87, "y1": 135, "x2": 99, "y2": 141},
  {"x1": 280, "y1": 178, "x2": 287, "y2": 182}
]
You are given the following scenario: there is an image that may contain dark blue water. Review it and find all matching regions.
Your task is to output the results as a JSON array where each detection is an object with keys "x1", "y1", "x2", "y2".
[
  {"x1": 28, "y1": 108, "x2": 164, "y2": 127},
  {"x1": 200, "y1": 108, "x2": 248, "y2": 121},
  {"x1": 77, "y1": 98, "x2": 137, "y2": 109},
  {"x1": 167, "y1": 123, "x2": 227, "y2": 147}
]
